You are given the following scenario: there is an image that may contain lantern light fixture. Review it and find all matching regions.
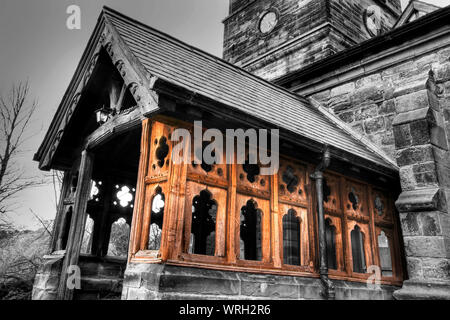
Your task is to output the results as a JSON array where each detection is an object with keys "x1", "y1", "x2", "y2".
[{"x1": 95, "y1": 105, "x2": 112, "y2": 125}]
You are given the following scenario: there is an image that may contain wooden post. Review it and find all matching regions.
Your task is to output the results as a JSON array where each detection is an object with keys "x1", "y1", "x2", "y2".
[
  {"x1": 50, "y1": 171, "x2": 71, "y2": 253},
  {"x1": 270, "y1": 173, "x2": 282, "y2": 268},
  {"x1": 92, "y1": 179, "x2": 113, "y2": 256},
  {"x1": 339, "y1": 176, "x2": 352, "y2": 276},
  {"x1": 161, "y1": 150, "x2": 187, "y2": 261},
  {"x1": 128, "y1": 119, "x2": 151, "y2": 259},
  {"x1": 226, "y1": 162, "x2": 237, "y2": 264},
  {"x1": 57, "y1": 150, "x2": 94, "y2": 300}
]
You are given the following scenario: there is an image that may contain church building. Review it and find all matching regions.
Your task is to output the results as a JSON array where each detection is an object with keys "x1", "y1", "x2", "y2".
[{"x1": 32, "y1": 0, "x2": 450, "y2": 300}]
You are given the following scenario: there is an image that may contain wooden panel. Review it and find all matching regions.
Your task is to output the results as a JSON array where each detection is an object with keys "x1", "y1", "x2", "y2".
[
  {"x1": 147, "y1": 121, "x2": 174, "y2": 180},
  {"x1": 346, "y1": 220, "x2": 373, "y2": 276},
  {"x1": 125, "y1": 118, "x2": 403, "y2": 286},
  {"x1": 139, "y1": 182, "x2": 169, "y2": 251},
  {"x1": 235, "y1": 194, "x2": 271, "y2": 264},
  {"x1": 324, "y1": 214, "x2": 345, "y2": 272},
  {"x1": 323, "y1": 172, "x2": 341, "y2": 214},
  {"x1": 372, "y1": 188, "x2": 393, "y2": 224},
  {"x1": 375, "y1": 226, "x2": 400, "y2": 280},
  {"x1": 279, "y1": 204, "x2": 309, "y2": 267},
  {"x1": 236, "y1": 149, "x2": 270, "y2": 199},
  {"x1": 278, "y1": 159, "x2": 307, "y2": 206},
  {"x1": 188, "y1": 130, "x2": 228, "y2": 186},
  {"x1": 344, "y1": 180, "x2": 369, "y2": 219},
  {"x1": 183, "y1": 182, "x2": 227, "y2": 257}
]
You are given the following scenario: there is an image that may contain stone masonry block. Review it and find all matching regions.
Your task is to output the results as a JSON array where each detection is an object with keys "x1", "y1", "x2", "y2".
[
  {"x1": 403, "y1": 236, "x2": 448, "y2": 259},
  {"x1": 396, "y1": 145, "x2": 434, "y2": 167},
  {"x1": 393, "y1": 124, "x2": 412, "y2": 149},
  {"x1": 410, "y1": 119, "x2": 431, "y2": 146},
  {"x1": 364, "y1": 116, "x2": 385, "y2": 134},
  {"x1": 399, "y1": 165, "x2": 416, "y2": 191},
  {"x1": 395, "y1": 90, "x2": 431, "y2": 113},
  {"x1": 379, "y1": 99, "x2": 396, "y2": 115},
  {"x1": 355, "y1": 104, "x2": 378, "y2": 121},
  {"x1": 436, "y1": 63, "x2": 450, "y2": 83},
  {"x1": 420, "y1": 212, "x2": 442, "y2": 236},
  {"x1": 351, "y1": 87, "x2": 384, "y2": 105},
  {"x1": 421, "y1": 258, "x2": 450, "y2": 280},
  {"x1": 400, "y1": 212, "x2": 422, "y2": 236},
  {"x1": 406, "y1": 257, "x2": 423, "y2": 280},
  {"x1": 396, "y1": 188, "x2": 441, "y2": 212}
]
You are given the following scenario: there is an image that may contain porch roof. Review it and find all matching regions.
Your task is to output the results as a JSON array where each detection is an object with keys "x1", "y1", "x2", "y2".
[
  {"x1": 35, "y1": 7, "x2": 398, "y2": 173},
  {"x1": 104, "y1": 8, "x2": 396, "y2": 170}
]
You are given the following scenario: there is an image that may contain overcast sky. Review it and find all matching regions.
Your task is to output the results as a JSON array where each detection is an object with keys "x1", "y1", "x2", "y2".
[{"x1": 1, "y1": 0, "x2": 449, "y2": 230}]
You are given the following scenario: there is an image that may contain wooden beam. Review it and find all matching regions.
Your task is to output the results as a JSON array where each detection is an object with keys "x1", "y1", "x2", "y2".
[
  {"x1": 270, "y1": 172, "x2": 282, "y2": 268},
  {"x1": 84, "y1": 107, "x2": 143, "y2": 151},
  {"x1": 50, "y1": 171, "x2": 71, "y2": 253},
  {"x1": 226, "y1": 163, "x2": 237, "y2": 264},
  {"x1": 57, "y1": 150, "x2": 94, "y2": 300},
  {"x1": 128, "y1": 119, "x2": 151, "y2": 260}
]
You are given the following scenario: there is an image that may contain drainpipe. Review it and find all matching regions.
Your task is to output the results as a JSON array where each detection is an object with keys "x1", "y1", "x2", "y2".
[{"x1": 310, "y1": 145, "x2": 335, "y2": 300}]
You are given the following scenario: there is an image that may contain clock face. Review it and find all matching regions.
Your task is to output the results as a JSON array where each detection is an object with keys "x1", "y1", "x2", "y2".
[{"x1": 259, "y1": 11, "x2": 278, "y2": 34}]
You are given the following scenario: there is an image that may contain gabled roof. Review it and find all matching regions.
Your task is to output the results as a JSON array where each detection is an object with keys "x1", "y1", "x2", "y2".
[
  {"x1": 35, "y1": 6, "x2": 398, "y2": 173},
  {"x1": 394, "y1": 0, "x2": 441, "y2": 28}
]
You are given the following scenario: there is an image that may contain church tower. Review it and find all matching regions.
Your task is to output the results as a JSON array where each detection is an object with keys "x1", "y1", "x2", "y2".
[{"x1": 223, "y1": 0, "x2": 402, "y2": 81}]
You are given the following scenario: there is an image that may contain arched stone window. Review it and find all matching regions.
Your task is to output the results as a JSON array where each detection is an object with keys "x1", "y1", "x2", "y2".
[
  {"x1": 282, "y1": 209, "x2": 301, "y2": 266},
  {"x1": 240, "y1": 200, "x2": 262, "y2": 261},
  {"x1": 189, "y1": 190, "x2": 217, "y2": 256},
  {"x1": 107, "y1": 217, "x2": 130, "y2": 257},
  {"x1": 378, "y1": 230, "x2": 393, "y2": 277},
  {"x1": 325, "y1": 218, "x2": 337, "y2": 270},
  {"x1": 351, "y1": 225, "x2": 366, "y2": 273},
  {"x1": 148, "y1": 187, "x2": 165, "y2": 250}
]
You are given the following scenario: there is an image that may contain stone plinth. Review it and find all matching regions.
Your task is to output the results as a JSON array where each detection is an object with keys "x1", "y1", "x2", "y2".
[
  {"x1": 121, "y1": 263, "x2": 398, "y2": 300},
  {"x1": 32, "y1": 254, "x2": 64, "y2": 300}
]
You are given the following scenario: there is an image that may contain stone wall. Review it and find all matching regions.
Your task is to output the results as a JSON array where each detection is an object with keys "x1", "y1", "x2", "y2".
[
  {"x1": 308, "y1": 47, "x2": 450, "y2": 163},
  {"x1": 223, "y1": 0, "x2": 329, "y2": 66},
  {"x1": 223, "y1": 0, "x2": 400, "y2": 81},
  {"x1": 121, "y1": 263, "x2": 399, "y2": 300},
  {"x1": 245, "y1": 27, "x2": 339, "y2": 81},
  {"x1": 299, "y1": 43, "x2": 450, "y2": 299}
]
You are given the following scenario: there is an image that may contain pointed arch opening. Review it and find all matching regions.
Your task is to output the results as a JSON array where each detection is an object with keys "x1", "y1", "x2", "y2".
[
  {"x1": 107, "y1": 217, "x2": 130, "y2": 257},
  {"x1": 325, "y1": 218, "x2": 337, "y2": 270},
  {"x1": 189, "y1": 190, "x2": 217, "y2": 256},
  {"x1": 239, "y1": 199, "x2": 262, "y2": 261},
  {"x1": 378, "y1": 230, "x2": 393, "y2": 277},
  {"x1": 282, "y1": 209, "x2": 301, "y2": 266},
  {"x1": 351, "y1": 225, "x2": 366, "y2": 273},
  {"x1": 148, "y1": 186, "x2": 165, "y2": 251}
]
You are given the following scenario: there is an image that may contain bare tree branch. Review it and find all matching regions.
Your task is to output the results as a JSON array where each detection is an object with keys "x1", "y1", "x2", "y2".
[
  {"x1": 0, "y1": 81, "x2": 44, "y2": 218},
  {"x1": 29, "y1": 209, "x2": 52, "y2": 237}
]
